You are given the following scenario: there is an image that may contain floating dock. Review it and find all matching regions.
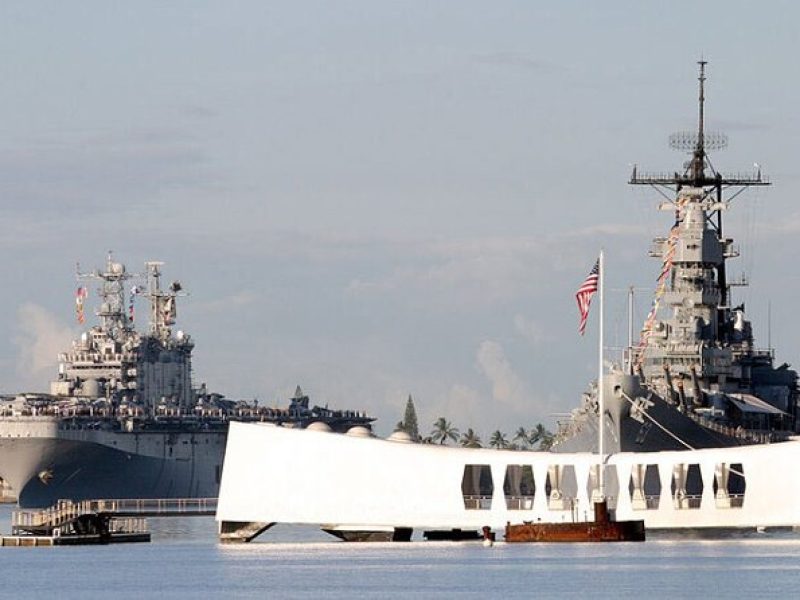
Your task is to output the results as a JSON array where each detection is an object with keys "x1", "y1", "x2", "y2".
[
  {"x1": 1, "y1": 497, "x2": 217, "y2": 547},
  {"x1": 1, "y1": 531, "x2": 149, "y2": 546},
  {"x1": 3, "y1": 499, "x2": 151, "y2": 546}
]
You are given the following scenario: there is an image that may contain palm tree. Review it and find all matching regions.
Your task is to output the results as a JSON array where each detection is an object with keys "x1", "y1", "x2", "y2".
[
  {"x1": 538, "y1": 429, "x2": 555, "y2": 450},
  {"x1": 489, "y1": 430, "x2": 509, "y2": 449},
  {"x1": 460, "y1": 428, "x2": 482, "y2": 448},
  {"x1": 529, "y1": 423, "x2": 554, "y2": 450},
  {"x1": 528, "y1": 423, "x2": 545, "y2": 446},
  {"x1": 430, "y1": 417, "x2": 459, "y2": 445},
  {"x1": 512, "y1": 427, "x2": 530, "y2": 450}
]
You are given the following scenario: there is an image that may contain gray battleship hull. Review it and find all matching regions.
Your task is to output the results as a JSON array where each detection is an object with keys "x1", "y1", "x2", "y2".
[
  {"x1": 551, "y1": 373, "x2": 748, "y2": 454},
  {"x1": 0, "y1": 423, "x2": 226, "y2": 508},
  {"x1": 552, "y1": 392, "x2": 741, "y2": 454}
]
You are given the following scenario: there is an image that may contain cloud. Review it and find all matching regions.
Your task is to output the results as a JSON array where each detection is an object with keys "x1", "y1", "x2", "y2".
[
  {"x1": 442, "y1": 383, "x2": 483, "y2": 425},
  {"x1": 473, "y1": 52, "x2": 550, "y2": 71},
  {"x1": 563, "y1": 224, "x2": 649, "y2": 237},
  {"x1": 177, "y1": 104, "x2": 218, "y2": 119},
  {"x1": 708, "y1": 118, "x2": 769, "y2": 132},
  {"x1": 344, "y1": 227, "x2": 649, "y2": 308},
  {"x1": 0, "y1": 127, "x2": 212, "y2": 217},
  {"x1": 473, "y1": 340, "x2": 566, "y2": 430},
  {"x1": 513, "y1": 314, "x2": 548, "y2": 345},
  {"x1": 476, "y1": 340, "x2": 527, "y2": 409},
  {"x1": 14, "y1": 303, "x2": 76, "y2": 390},
  {"x1": 345, "y1": 236, "x2": 549, "y2": 304},
  {"x1": 761, "y1": 212, "x2": 800, "y2": 236},
  {"x1": 192, "y1": 290, "x2": 258, "y2": 314}
]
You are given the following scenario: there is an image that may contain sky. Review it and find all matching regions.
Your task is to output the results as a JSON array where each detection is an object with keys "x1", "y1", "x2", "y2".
[{"x1": 2, "y1": 1, "x2": 800, "y2": 438}]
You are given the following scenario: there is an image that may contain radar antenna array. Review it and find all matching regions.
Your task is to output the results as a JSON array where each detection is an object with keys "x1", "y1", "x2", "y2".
[{"x1": 668, "y1": 131, "x2": 728, "y2": 153}]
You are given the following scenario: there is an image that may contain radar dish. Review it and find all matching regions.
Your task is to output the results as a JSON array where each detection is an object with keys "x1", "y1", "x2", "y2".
[{"x1": 668, "y1": 131, "x2": 728, "y2": 152}]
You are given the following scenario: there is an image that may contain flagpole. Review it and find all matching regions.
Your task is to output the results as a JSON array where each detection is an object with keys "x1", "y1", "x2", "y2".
[
  {"x1": 627, "y1": 286, "x2": 634, "y2": 374},
  {"x1": 598, "y1": 249, "x2": 605, "y2": 499}
]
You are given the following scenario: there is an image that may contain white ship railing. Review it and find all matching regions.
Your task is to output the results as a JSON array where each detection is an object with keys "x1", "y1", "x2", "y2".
[
  {"x1": 88, "y1": 497, "x2": 218, "y2": 515},
  {"x1": 644, "y1": 495, "x2": 660, "y2": 509},
  {"x1": 715, "y1": 493, "x2": 745, "y2": 509},
  {"x1": 673, "y1": 494, "x2": 703, "y2": 509},
  {"x1": 108, "y1": 517, "x2": 148, "y2": 534},
  {"x1": 12, "y1": 497, "x2": 217, "y2": 528},
  {"x1": 462, "y1": 495, "x2": 493, "y2": 510},
  {"x1": 504, "y1": 495, "x2": 535, "y2": 510}
]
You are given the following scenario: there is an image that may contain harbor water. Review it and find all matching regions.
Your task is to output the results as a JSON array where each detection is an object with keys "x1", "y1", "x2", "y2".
[{"x1": 0, "y1": 505, "x2": 797, "y2": 598}]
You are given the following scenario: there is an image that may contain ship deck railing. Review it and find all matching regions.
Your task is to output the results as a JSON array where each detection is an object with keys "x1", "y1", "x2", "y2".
[
  {"x1": 672, "y1": 494, "x2": 703, "y2": 509},
  {"x1": 106, "y1": 517, "x2": 148, "y2": 534},
  {"x1": 462, "y1": 495, "x2": 493, "y2": 510},
  {"x1": 633, "y1": 495, "x2": 661, "y2": 510},
  {"x1": 12, "y1": 497, "x2": 217, "y2": 529},
  {"x1": 688, "y1": 412, "x2": 789, "y2": 444},
  {"x1": 92, "y1": 497, "x2": 218, "y2": 516},
  {"x1": 505, "y1": 495, "x2": 536, "y2": 510},
  {"x1": 715, "y1": 493, "x2": 745, "y2": 509}
]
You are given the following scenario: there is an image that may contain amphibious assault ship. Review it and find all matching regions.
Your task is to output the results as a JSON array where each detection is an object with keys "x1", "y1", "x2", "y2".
[
  {"x1": 0, "y1": 255, "x2": 373, "y2": 507},
  {"x1": 553, "y1": 61, "x2": 798, "y2": 454}
]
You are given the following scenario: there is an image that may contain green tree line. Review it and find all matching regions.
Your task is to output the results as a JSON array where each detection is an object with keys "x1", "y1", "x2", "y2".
[{"x1": 395, "y1": 395, "x2": 554, "y2": 450}]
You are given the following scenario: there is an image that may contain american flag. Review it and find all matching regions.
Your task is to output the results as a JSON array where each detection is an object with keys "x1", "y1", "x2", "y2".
[{"x1": 575, "y1": 258, "x2": 600, "y2": 336}]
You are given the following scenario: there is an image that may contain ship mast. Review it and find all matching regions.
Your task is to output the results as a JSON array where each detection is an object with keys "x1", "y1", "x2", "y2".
[
  {"x1": 692, "y1": 60, "x2": 706, "y2": 183},
  {"x1": 77, "y1": 252, "x2": 141, "y2": 341},
  {"x1": 631, "y1": 63, "x2": 768, "y2": 187},
  {"x1": 597, "y1": 250, "x2": 606, "y2": 499},
  {"x1": 143, "y1": 261, "x2": 185, "y2": 342},
  {"x1": 629, "y1": 61, "x2": 769, "y2": 354}
]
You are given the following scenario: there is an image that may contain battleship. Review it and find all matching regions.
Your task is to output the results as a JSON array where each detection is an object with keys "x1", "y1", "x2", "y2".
[
  {"x1": 215, "y1": 63, "x2": 800, "y2": 540},
  {"x1": 552, "y1": 60, "x2": 797, "y2": 454},
  {"x1": 0, "y1": 255, "x2": 373, "y2": 508}
]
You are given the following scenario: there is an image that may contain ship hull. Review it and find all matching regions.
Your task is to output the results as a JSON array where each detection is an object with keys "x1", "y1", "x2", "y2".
[
  {"x1": 505, "y1": 519, "x2": 645, "y2": 542},
  {"x1": 217, "y1": 423, "x2": 800, "y2": 538},
  {"x1": 552, "y1": 392, "x2": 743, "y2": 454},
  {"x1": 0, "y1": 423, "x2": 226, "y2": 508}
]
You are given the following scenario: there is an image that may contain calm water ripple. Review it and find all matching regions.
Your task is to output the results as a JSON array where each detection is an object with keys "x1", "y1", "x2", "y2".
[{"x1": 0, "y1": 506, "x2": 796, "y2": 599}]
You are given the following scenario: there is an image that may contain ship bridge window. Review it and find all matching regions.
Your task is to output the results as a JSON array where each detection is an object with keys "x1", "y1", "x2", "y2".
[
  {"x1": 503, "y1": 465, "x2": 535, "y2": 510},
  {"x1": 545, "y1": 465, "x2": 577, "y2": 511},
  {"x1": 628, "y1": 464, "x2": 661, "y2": 510},
  {"x1": 671, "y1": 463, "x2": 703, "y2": 509},
  {"x1": 461, "y1": 465, "x2": 494, "y2": 510},
  {"x1": 586, "y1": 465, "x2": 620, "y2": 510},
  {"x1": 713, "y1": 463, "x2": 745, "y2": 509}
]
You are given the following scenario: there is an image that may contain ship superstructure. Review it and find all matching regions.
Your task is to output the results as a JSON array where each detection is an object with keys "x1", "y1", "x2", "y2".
[
  {"x1": 554, "y1": 62, "x2": 798, "y2": 453},
  {"x1": 51, "y1": 257, "x2": 194, "y2": 412},
  {"x1": 0, "y1": 255, "x2": 374, "y2": 507}
]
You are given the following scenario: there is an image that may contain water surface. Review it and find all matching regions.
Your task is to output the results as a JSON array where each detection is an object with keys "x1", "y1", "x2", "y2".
[{"x1": 0, "y1": 505, "x2": 795, "y2": 598}]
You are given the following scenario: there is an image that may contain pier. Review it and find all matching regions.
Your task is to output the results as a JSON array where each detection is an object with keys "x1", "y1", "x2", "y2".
[{"x1": 2, "y1": 497, "x2": 217, "y2": 546}]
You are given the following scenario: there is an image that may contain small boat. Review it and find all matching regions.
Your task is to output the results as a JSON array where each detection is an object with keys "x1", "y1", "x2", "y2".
[{"x1": 505, "y1": 500, "x2": 645, "y2": 543}]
